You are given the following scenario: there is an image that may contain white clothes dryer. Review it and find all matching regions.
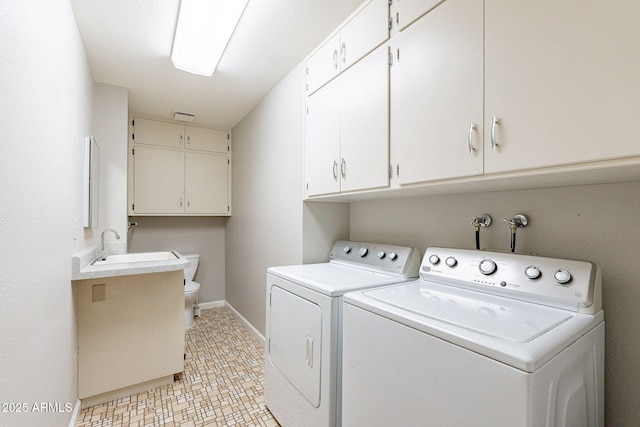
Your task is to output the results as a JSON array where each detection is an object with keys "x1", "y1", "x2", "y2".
[
  {"x1": 264, "y1": 241, "x2": 421, "y2": 427},
  {"x1": 342, "y1": 247, "x2": 605, "y2": 427}
]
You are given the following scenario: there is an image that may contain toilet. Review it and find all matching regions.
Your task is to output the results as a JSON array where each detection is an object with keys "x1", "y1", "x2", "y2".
[{"x1": 182, "y1": 253, "x2": 201, "y2": 329}]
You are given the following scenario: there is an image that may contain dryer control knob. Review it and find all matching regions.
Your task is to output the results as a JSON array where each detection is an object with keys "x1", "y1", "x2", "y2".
[
  {"x1": 428, "y1": 255, "x2": 440, "y2": 265},
  {"x1": 343, "y1": 246, "x2": 351, "y2": 254},
  {"x1": 358, "y1": 247, "x2": 368, "y2": 257},
  {"x1": 445, "y1": 256, "x2": 457, "y2": 267},
  {"x1": 525, "y1": 265, "x2": 541, "y2": 279},
  {"x1": 388, "y1": 252, "x2": 398, "y2": 261},
  {"x1": 554, "y1": 269, "x2": 572, "y2": 284},
  {"x1": 479, "y1": 259, "x2": 497, "y2": 275},
  {"x1": 377, "y1": 251, "x2": 386, "y2": 259}
]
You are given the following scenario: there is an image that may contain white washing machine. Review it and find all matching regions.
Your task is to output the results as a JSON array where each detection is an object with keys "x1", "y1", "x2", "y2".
[
  {"x1": 265, "y1": 241, "x2": 421, "y2": 427},
  {"x1": 342, "y1": 247, "x2": 605, "y2": 427}
]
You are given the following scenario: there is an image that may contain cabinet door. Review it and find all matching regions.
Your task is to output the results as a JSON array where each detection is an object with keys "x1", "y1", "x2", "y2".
[
  {"x1": 340, "y1": 0, "x2": 389, "y2": 70},
  {"x1": 185, "y1": 152, "x2": 229, "y2": 214},
  {"x1": 185, "y1": 126, "x2": 228, "y2": 153},
  {"x1": 305, "y1": 80, "x2": 341, "y2": 197},
  {"x1": 340, "y1": 44, "x2": 390, "y2": 192},
  {"x1": 485, "y1": 0, "x2": 640, "y2": 174},
  {"x1": 133, "y1": 146, "x2": 184, "y2": 214},
  {"x1": 133, "y1": 117, "x2": 184, "y2": 148},
  {"x1": 392, "y1": 0, "x2": 483, "y2": 185},
  {"x1": 306, "y1": 33, "x2": 341, "y2": 95},
  {"x1": 390, "y1": 0, "x2": 444, "y2": 33}
]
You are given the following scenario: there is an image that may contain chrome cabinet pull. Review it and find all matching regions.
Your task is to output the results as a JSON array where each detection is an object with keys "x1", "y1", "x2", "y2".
[
  {"x1": 468, "y1": 121, "x2": 476, "y2": 153},
  {"x1": 341, "y1": 43, "x2": 346, "y2": 64},
  {"x1": 179, "y1": 135, "x2": 183, "y2": 145},
  {"x1": 187, "y1": 136, "x2": 190, "y2": 146},
  {"x1": 332, "y1": 160, "x2": 338, "y2": 180},
  {"x1": 491, "y1": 115, "x2": 499, "y2": 150},
  {"x1": 332, "y1": 49, "x2": 338, "y2": 69},
  {"x1": 187, "y1": 197, "x2": 190, "y2": 207},
  {"x1": 180, "y1": 198, "x2": 183, "y2": 207},
  {"x1": 340, "y1": 158, "x2": 346, "y2": 179}
]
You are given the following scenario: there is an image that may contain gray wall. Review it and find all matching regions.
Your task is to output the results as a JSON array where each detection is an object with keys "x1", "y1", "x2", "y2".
[
  {"x1": 127, "y1": 216, "x2": 227, "y2": 303},
  {"x1": 350, "y1": 182, "x2": 640, "y2": 426}
]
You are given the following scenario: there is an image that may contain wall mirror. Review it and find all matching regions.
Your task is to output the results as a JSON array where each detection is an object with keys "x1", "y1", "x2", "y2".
[{"x1": 83, "y1": 136, "x2": 100, "y2": 228}]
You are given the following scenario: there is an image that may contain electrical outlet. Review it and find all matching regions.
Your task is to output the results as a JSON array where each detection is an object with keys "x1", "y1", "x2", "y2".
[
  {"x1": 92, "y1": 284, "x2": 106, "y2": 302},
  {"x1": 73, "y1": 219, "x2": 79, "y2": 240}
]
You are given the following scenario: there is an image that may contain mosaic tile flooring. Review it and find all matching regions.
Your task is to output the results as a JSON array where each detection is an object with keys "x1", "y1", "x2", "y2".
[{"x1": 75, "y1": 307, "x2": 280, "y2": 427}]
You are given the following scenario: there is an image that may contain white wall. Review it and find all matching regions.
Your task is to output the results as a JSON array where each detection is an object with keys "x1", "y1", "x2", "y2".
[
  {"x1": 350, "y1": 182, "x2": 640, "y2": 426},
  {"x1": 0, "y1": 1, "x2": 95, "y2": 425},
  {"x1": 226, "y1": 63, "x2": 306, "y2": 333},
  {"x1": 127, "y1": 216, "x2": 227, "y2": 303}
]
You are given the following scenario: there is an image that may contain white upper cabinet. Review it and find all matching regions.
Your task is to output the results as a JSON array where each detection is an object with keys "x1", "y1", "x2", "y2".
[
  {"x1": 391, "y1": 0, "x2": 483, "y2": 185},
  {"x1": 484, "y1": 0, "x2": 640, "y2": 174},
  {"x1": 305, "y1": 0, "x2": 389, "y2": 95},
  {"x1": 390, "y1": 0, "x2": 445, "y2": 34},
  {"x1": 129, "y1": 117, "x2": 231, "y2": 216},
  {"x1": 305, "y1": 44, "x2": 390, "y2": 197}
]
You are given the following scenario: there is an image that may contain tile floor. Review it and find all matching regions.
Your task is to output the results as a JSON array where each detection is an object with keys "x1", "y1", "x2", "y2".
[{"x1": 75, "y1": 307, "x2": 280, "y2": 427}]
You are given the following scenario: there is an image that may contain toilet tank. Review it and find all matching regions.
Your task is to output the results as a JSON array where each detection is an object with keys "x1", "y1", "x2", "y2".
[{"x1": 182, "y1": 253, "x2": 200, "y2": 281}]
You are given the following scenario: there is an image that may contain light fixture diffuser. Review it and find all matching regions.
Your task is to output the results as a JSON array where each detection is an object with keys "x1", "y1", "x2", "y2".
[{"x1": 171, "y1": 0, "x2": 249, "y2": 76}]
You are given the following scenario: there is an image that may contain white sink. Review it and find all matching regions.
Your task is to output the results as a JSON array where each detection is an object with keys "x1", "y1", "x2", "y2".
[{"x1": 91, "y1": 251, "x2": 178, "y2": 266}]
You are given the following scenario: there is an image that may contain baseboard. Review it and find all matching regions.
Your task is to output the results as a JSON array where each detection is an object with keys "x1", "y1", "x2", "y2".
[
  {"x1": 68, "y1": 399, "x2": 81, "y2": 427},
  {"x1": 224, "y1": 302, "x2": 265, "y2": 344},
  {"x1": 198, "y1": 300, "x2": 225, "y2": 310}
]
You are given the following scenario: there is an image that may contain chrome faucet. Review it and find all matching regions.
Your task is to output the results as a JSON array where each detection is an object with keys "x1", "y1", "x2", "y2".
[{"x1": 100, "y1": 229, "x2": 121, "y2": 253}]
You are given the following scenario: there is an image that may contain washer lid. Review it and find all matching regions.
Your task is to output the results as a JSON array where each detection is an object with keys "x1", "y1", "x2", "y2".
[
  {"x1": 268, "y1": 263, "x2": 407, "y2": 297},
  {"x1": 362, "y1": 280, "x2": 572, "y2": 343}
]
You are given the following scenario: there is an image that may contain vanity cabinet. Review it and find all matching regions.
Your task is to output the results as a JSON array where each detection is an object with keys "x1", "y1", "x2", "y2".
[
  {"x1": 129, "y1": 118, "x2": 231, "y2": 216},
  {"x1": 305, "y1": 44, "x2": 390, "y2": 197},
  {"x1": 483, "y1": 0, "x2": 640, "y2": 174},
  {"x1": 305, "y1": 0, "x2": 389, "y2": 95},
  {"x1": 391, "y1": 0, "x2": 483, "y2": 185}
]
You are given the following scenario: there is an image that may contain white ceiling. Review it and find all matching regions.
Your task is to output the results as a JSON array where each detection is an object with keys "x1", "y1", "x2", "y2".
[{"x1": 70, "y1": 0, "x2": 363, "y2": 129}]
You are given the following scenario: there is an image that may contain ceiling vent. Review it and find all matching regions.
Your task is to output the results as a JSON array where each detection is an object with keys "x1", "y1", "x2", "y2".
[{"x1": 172, "y1": 111, "x2": 196, "y2": 122}]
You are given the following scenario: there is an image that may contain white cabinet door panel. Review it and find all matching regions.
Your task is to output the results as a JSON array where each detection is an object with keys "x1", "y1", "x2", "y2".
[
  {"x1": 390, "y1": 0, "x2": 444, "y2": 33},
  {"x1": 340, "y1": 44, "x2": 390, "y2": 192},
  {"x1": 185, "y1": 152, "x2": 228, "y2": 214},
  {"x1": 133, "y1": 146, "x2": 184, "y2": 214},
  {"x1": 185, "y1": 126, "x2": 228, "y2": 153},
  {"x1": 485, "y1": 0, "x2": 640, "y2": 173},
  {"x1": 134, "y1": 117, "x2": 184, "y2": 148},
  {"x1": 340, "y1": 0, "x2": 389, "y2": 70},
  {"x1": 393, "y1": 0, "x2": 483, "y2": 185}
]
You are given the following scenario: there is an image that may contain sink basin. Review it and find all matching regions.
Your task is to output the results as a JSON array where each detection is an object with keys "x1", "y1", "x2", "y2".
[{"x1": 91, "y1": 251, "x2": 179, "y2": 266}]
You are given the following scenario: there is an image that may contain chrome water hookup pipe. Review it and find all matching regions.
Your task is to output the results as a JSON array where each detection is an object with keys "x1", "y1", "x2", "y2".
[
  {"x1": 471, "y1": 214, "x2": 492, "y2": 250},
  {"x1": 503, "y1": 214, "x2": 528, "y2": 253}
]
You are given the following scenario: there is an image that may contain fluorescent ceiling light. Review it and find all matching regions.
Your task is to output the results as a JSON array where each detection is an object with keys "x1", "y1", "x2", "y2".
[{"x1": 171, "y1": 0, "x2": 249, "y2": 76}]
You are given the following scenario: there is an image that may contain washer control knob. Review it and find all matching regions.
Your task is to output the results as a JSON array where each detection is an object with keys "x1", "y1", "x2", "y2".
[
  {"x1": 343, "y1": 246, "x2": 351, "y2": 254},
  {"x1": 388, "y1": 252, "x2": 398, "y2": 261},
  {"x1": 377, "y1": 251, "x2": 386, "y2": 259},
  {"x1": 358, "y1": 247, "x2": 368, "y2": 257},
  {"x1": 479, "y1": 259, "x2": 497, "y2": 275},
  {"x1": 525, "y1": 265, "x2": 541, "y2": 279},
  {"x1": 428, "y1": 255, "x2": 440, "y2": 265},
  {"x1": 445, "y1": 256, "x2": 457, "y2": 267},
  {"x1": 554, "y1": 269, "x2": 572, "y2": 284}
]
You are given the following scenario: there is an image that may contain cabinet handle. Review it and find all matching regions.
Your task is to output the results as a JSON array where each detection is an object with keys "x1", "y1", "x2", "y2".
[
  {"x1": 491, "y1": 115, "x2": 499, "y2": 150},
  {"x1": 187, "y1": 197, "x2": 190, "y2": 207},
  {"x1": 341, "y1": 158, "x2": 346, "y2": 179},
  {"x1": 306, "y1": 336, "x2": 313, "y2": 368},
  {"x1": 333, "y1": 160, "x2": 338, "y2": 180},
  {"x1": 180, "y1": 198, "x2": 183, "y2": 207},
  {"x1": 332, "y1": 49, "x2": 338, "y2": 69},
  {"x1": 341, "y1": 43, "x2": 346, "y2": 64},
  {"x1": 187, "y1": 136, "x2": 190, "y2": 146},
  {"x1": 179, "y1": 135, "x2": 183, "y2": 145},
  {"x1": 468, "y1": 122, "x2": 476, "y2": 153}
]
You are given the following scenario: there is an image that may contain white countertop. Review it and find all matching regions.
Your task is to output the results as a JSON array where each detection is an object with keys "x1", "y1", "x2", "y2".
[{"x1": 71, "y1": 246, "x2": 189, "y2": 281}]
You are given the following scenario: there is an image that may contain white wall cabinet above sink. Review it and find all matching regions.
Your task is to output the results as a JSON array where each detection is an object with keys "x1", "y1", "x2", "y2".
[
  {"x1": 305, "y1": 0, "x2": 389, "y2": 95},
  {"x1": 389, "y1": 0, "x2": 444, "y2": 34},
  {"x1": 128, "y1": 117, "x2": 231, "y2": 216}
]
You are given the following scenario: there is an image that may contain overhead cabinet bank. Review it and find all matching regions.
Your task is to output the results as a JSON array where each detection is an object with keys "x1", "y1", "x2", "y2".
[
  {"x1": 304, "y1": 0, "x2": 640, "y2": 200},
  {"x1": 128, "y1": 117, "x2": 231, "y2": 216}
]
